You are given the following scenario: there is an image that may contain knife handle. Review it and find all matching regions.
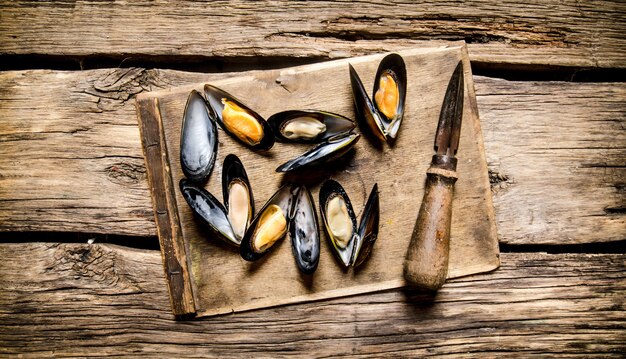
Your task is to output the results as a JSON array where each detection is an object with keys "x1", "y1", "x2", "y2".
[{"x1": 403, "y1": 167, "x2": 457, "y2": 290}]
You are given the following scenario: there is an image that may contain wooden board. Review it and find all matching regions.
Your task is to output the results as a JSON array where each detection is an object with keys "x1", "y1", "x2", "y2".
[{"x1": 136, "y1": 44, "x2": 499, "y2": 317}]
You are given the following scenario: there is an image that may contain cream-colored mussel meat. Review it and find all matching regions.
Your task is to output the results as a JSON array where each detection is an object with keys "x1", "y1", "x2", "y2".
[
  {"x1": 282, "y1": 116, "x2": 327, "y2": 141},
  {"x1": 227, "y1": 180, "x2": 252, "y2": 241},
  {"x1": 326, "y1": 195, "x2": 353, "y2": 248}
]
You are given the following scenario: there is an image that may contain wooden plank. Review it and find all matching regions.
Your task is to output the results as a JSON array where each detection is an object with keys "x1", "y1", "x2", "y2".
[
  {"x1": 0, "y1": 1, "x2": 624, "y2": 69},
  {"x1": 0, "y1": 69, "x2": 623, "y2": 244},
  {"x1": 477, "y1": 78, "x2": 626, "y2": 245},
  {"x1": 0, "y1": 242, "x2": 623, "y2": 357},
  {"x1": 136, "y1": 97, "x2": 195, "y2": 317},
  {"x1": 139, "y1": 45, "x2": 499, "y2": 316}
]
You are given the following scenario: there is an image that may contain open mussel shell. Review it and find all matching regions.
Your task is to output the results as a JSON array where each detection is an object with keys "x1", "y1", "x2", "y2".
[
  {"x1": 203, "y1": 84, "x2": 275, "y2": 151},
  {"x1": 180, "y1": 179, "x2": 238, "y2": 246},
  {"x1": 180, "y1": 90, "x2": 218, "y2": 182},
  {"x1": 319, "y1": 180, "x2": 358, "y2": 267},
  {"x1": 222, "y1": 154, "x2": 254, "y2": 242},
  {"x1": 372, "y1": 54, "x2": 406, "y2": 140},
  {"x1": 240, "y1": 184, "x2": 298, "y2": 261},
  {"x1": 268, "y1": 110, "x2": 355, "y2": 143},
  {"x1": 349, "y1": 53, "x2": 407, "y2": 143},
  {"x1": 352, "y1": 184, "x2": 380, "y2": 267},
  {"x1": 319, "y1": 180, "x2": 380, "y2": 268},
  {"x1": 290, "y1": 186, "x2": 320, "y2": 274},
  {"x1": 275, "y1": 132, "x2": 360, "y2": 173}
]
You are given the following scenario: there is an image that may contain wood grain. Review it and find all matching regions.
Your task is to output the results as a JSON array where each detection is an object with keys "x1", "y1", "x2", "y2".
[
  {"x1": 0, "y1": 1, "x2": 624, "y2": 69},
  {"x1": 0, "y1": 68, "x2": 623, "y2": 244},
  {"x1": 477, "y1": 78, "x2": 626, "y2": 245},
  {"x1": 0, "y1": 68, "x2": 232, "y2": 236},
  {"x1": 0, "y1": 242, "x2": 623, "y2": 357}
]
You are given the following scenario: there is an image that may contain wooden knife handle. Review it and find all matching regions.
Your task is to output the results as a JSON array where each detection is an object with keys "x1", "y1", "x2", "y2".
[{"x1": 403, "y1": 167, "x2": 457, "y2": 290}]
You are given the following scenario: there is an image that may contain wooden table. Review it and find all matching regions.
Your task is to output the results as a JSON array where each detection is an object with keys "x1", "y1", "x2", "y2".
[{"x1": 1, "y1": 1, "x2": 624, "y2": 357}]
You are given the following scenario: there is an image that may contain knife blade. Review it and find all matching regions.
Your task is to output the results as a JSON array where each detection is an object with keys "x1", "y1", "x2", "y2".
[{"x1": 403, "y1": 61, "x2": 464, "y2": 290}]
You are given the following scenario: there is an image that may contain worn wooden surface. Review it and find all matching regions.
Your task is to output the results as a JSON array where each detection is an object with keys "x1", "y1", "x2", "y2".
[
  {"x1": 1, "y1": 1, "x2": 624, "y2": 68},
  {"x1": 1, "y1": 0, "x2": 625, "y2": 355},
  {"x1": 138, "y1": 46, "x2": 499, "y2": 316},
  {"x1": 136, "y1": 97, "x2": 196, "y2": 317},
  {"x1": 1, "y1": 70, "x2": 622, "y2": 244},
  {"x1": 0, "y1": 242, "x2": 623, "y2": 357}
]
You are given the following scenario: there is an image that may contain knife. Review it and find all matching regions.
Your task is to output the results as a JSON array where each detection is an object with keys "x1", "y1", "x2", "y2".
[{"x1": 403, "y1": 61, "x2": 464, "y2": 290}]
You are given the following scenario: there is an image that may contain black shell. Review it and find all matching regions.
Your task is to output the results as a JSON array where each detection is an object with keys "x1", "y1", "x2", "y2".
[
  {"x1": 267, "y1": 110, "x2": 355, "y2": 143},
  {"x1": 221, "y1": 154, "x2": 254, "y2": 242},
  {"x1": 240, "y1": 184, "x2": 298, "y2": 261},
  {"x1": 290, "y1": 186, "x2": 320, "y2": 274},
  {"x1": 179, "y1": 179, "x2": 238, "y2": 246},
  {"x1": 349, "y1": 64, "x2": 387, "y2": 142},
  {"x1": 372, "y1": 54, "x2": 406, "y2": 140},
  {"x1": 319, "y1": 180, "x2": 358, "y2": 267},
  {"x1": 180, "y1": 90, "x2": 218, "y2": 182},
  {"x1": 349, "y1": 53, "x2": 407, "y2": 143},
  {"x1": 352, "y1": 184, "x2": 380, "y2": 267},
  {"x1": 275, "y1": 132, "x2": 360, "y2": 172},
  {"x1": 203, "y1": 84, "x2": 275, "y2": 151}
]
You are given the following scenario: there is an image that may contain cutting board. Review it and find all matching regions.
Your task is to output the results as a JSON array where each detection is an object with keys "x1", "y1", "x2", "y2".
[{"x1": 136, "y1": 43, "x2": 499, "y2": 318}]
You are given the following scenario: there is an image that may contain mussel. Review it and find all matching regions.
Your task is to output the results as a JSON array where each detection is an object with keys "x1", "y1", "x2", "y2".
[
  {"x1": 240, "y1": 184, "x2": 298, "y2": 261},
  {"x1": 276, "y1": 132, "x2": 360, "y2": 172},
  {"x1": 290, "y1": 186, "x2": 320, "y2": 274},
  {"x1": 180, "y1": 90, "x2": 218, "y2": 182},
  {"x1": 319, "y1": 180, "x2": 379, "y2": 267},
  {"x1": 222, "y1": 154, "x2": 254, "y2": 242},
  {"x1": 204, "y1": 84, "x2": 275, "y2": 151},
  {"x1": 180, "y1": 155, "x2": 255, "y2": 247},
  {"x1": 180, "y1": 179, "x2": 238, "y2": 246},
  {"x1": 268, "y1": 110, "x2": 355, "y2": 143},
  {"x1": 349, "y1": 53, "x2": 406, "y2": 143}
]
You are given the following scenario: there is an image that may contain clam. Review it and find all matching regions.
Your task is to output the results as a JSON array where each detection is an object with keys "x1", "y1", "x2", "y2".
[
  {"x1": 275, "y1": 132, "x2": 360, "y2": 172},
  {"x1": 180, "y1": 90, "x2": 218, "y2": 182},
  {"x1": 319, "y1": 180, "x2": 379, "y2": 267},
  {"x1": 203, "y1": 84, "x2": 275, "y2": 150},
  {"x1": 349, "y1": 53, "x2": 406, "y2": 142},
  {"x1": 222, "y1": 154, "x2": 254, "y2": 242},
  {"x1": 180, "y1": 179, "x2": 238, "y2": 246},
  {"x1": 268, "y1": 110, "x2": 355, "y2": 143},
  {"x1": 240, "y1": 184, "x2": 298, "y2": 261},
  {"x1": 290, "y1": 186, "x2": 320, "y2": 274}
]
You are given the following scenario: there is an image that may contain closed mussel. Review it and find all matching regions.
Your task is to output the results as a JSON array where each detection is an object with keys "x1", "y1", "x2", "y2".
[
  {"x1": 222, "y1": 154, "x2": 254, "y2": 242},
  {"x1": 180, "y1": 90, "x2": 218, "y2": 182},
  {"x1": 319, "y1": 180, "x2": 380, "y2": 268},
  {"x1": 204, "y1": 84, "x2": 275, "y2": 151},
  {"x1": 275, "y1": 132, "x2": 360, "y2": 172},
  {"x1": 349, "y1": 53, "x2": 407, "y2": 142},
  {"x1": 268, "y1": 110, "x2": 355, "y2": 143},
  {"x1": 180, "y1": 179, "x2": 238, "y2": 246},
  {"x1": 240, "y1": 184, "x2": 298, "y2": 261},
  {"x1": 290, "y1": 186, "x2": 320, "y2": 274}
]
